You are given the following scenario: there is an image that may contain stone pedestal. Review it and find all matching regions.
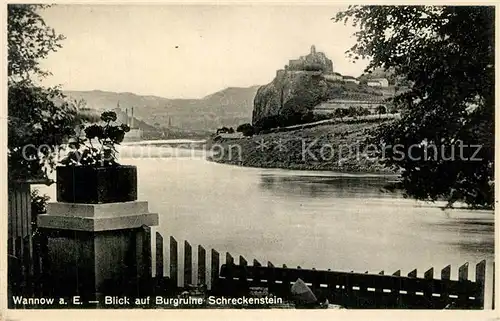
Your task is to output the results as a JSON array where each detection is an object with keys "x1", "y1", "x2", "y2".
[{"x1": 37, "y1": 201, "x2": 158, "y2": 306}]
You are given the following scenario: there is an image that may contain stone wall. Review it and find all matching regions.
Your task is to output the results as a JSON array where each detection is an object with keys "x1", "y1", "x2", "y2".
[{"x1": 313, "y1": 100, "x2": 388, "y2": 114}]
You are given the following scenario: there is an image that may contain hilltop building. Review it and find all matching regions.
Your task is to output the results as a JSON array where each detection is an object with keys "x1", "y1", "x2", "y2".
[
  {"x1": 275, "y1": 45, "x2": 363, "y2": 86},
  {"x1": 367, "y1": 78, "x2": 389, "y2": 87},
  {"x1": 277, "y1": 45, "x2": 334, "y2": 76},
  {"x1": 287, "y1": 45, "x2": 334, "y2": 74},
  {"x1": 323, "y1": 72, "x2": 343, "y2": 82},
  {"x1": 342, "y1": 75, "x2": 360, "y2": 84}
]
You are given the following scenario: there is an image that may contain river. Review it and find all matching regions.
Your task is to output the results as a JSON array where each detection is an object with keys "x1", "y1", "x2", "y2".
[{"x1": 35, "y1": 142, "x2": 494, "y2": 297}]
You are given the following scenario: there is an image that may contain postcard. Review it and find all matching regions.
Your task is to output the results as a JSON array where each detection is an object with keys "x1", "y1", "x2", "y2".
[{"x1": 3, "y1": 2, "x2": 496, "y2": 317}]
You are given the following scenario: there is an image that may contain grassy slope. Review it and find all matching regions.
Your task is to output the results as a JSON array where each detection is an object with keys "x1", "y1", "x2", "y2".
[{"x1": 208, "y1": 121, "x2": 396, "y2": 174}]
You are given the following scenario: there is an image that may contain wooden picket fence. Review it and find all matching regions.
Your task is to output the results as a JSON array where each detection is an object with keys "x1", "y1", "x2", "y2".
[
  {"x1": 8, "y1": 233, "x2": 47, "y2": 299},
  {"x1": 7, "y1": 181, "x2": 44, "y2": 300},
  {"x1": 153, "y1": 232, "x2": 222, "y2": 289},
  {"x1": 7, "y1": 182, "x2": 31, "y2": 246},
  {"x1": 215, "y1": 261, "x2": 489, "y2": 309},
  {"x1": 7, "y1": 226, "x2": 494, "y2": 309},
  {"x1": 152, "y1": 230, "x2": 492, "y2": 309},
  {"x1": 8, "y1": 182, "x2": 33, "y2": 260}
]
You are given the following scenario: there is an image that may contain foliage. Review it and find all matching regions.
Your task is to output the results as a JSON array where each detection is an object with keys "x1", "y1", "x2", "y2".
[
  {"x1": 254, "y1": 112, "x2": 316, "y2": 131},
  {"x1": 333, "y1": 108, "x2": 348, "y2": 119},
  {"x1": 30, "y1": 188, "x2": 50, "y2": 226},
  {"x1": 8, "y1": 4, "x2": 65, "y2": 82},
  {"x1": 376, "y1": 105, "x2": 387, "y2": 115},
  {"x1": 388, "y1": 104, "x2": 399, "y2": 114},
  {"x1": 8, "y1": 81, "x2": 82, "y2": 181},
  {"x1": 216, "y1": 127, "x2": 235, "y2": 134},
  {"x1": 60, "y1": 111, "x2": 130, "y2": 167},
  {"x1": 347, "y1": 106, "x2": 372, "y2": 117},
  {"x1": 236, "y1": 123, "x2": 255, "y2": 136},
  {"x1": 8, "y1": 4, "x2": 82, "y2": 181},
  {"x1": 30, "y1": 188, "x2": 50, "y2": 235},
  {"x1": 335, "y1": 6, "x2": 494, "y2": 208}
]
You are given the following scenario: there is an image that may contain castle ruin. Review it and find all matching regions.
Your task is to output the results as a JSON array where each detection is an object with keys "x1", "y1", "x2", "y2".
[{"x1": 284, "y1": 45, "x2": 334, "y2": 74}]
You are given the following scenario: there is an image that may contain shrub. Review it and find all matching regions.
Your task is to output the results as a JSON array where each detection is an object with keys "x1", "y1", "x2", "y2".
[
  {"x1": 31, "y1": 189, "x2": 50, "y2": 228},
  {"x1": 236, "y1": 123, "x2": 255, "y2": 136},
  {"x1": 216, "y1": 127, "x2": 231, "y2": 134},
  {"x1": 60, "y1": 111, "x2": 130, "y2": 167},
  {"x1": 254, "y1": 109, "x2": 332, "y2": 131},
  {"x1": 376, "y1": 105, "x2": 387, "y2": 115},
  {"x1": 356, "y1": 107, "x2": 371, "y2": 116}
]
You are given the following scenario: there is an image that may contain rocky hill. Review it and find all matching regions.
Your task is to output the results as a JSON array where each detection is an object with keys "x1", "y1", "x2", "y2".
[
  {"x1": 252, "y1": 46, "x2": 394, "y2": 130},
  {"x1": 253, "y1": 70, "x2": 330, "y2": 128},
  {"x1": 64, "y1": 86, "x2": 260, "y2": 131}
]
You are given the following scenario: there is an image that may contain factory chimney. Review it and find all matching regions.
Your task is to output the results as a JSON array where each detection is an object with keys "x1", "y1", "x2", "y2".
[
  {"x1": 125, "y1": 108, "x2": 128, "y2": 126},
  {"x1": 131, "y1": 107, "x2": 135, "y2": 128}
]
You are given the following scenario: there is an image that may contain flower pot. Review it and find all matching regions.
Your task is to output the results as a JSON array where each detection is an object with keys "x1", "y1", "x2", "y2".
[{"x1": 56, "y1": 165, "x2": 137, "y2": 204}]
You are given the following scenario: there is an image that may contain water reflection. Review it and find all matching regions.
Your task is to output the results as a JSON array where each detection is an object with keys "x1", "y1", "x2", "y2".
[
  {"x1": 259, "y1": 174, "x2": 403, "y2": 199},
  {"x1": 424, "y1": 217, "x2": 494, "y2": 256}
]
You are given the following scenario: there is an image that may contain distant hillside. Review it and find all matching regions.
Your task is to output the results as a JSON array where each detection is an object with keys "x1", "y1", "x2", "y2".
[
  {"x1": 74, "y1": 107, "x2": 210, "y2": 140},
  {"x1": 64, "y1": 86, "x2": 261, "y2": 131}
]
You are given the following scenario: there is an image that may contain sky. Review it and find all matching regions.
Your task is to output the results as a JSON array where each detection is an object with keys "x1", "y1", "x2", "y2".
[{"x1": 39, "y1": 4, "x2": 369, "y2": 99}]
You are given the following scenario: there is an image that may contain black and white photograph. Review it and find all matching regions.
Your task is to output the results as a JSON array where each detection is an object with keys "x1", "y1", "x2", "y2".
[{"x1": 4, "y1": 3, "x2": 496, "y2": 312}]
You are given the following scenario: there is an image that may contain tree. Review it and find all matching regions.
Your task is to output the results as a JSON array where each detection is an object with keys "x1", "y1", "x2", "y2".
[
  {"x1": 376, "y1": 105, "x2": 386, "y2": 118},
  {"x1": 236, "y1": 123, "x2": 255, "y2": 136},
  {"x1": 334, "y1": 108, "x2": 349, "y2": 120},
  {"x1": 8, "y1": 4, "x2": 82, "y2": 181},
  {"x1": 8, "y1": 4, "x2": 65, "y2": 82},
  {"x1": 333, "y1": 108, "x2": 342, "y2": 119},
  {"x1": 347, "y1": 106, "x2": 358, "y2": 118},
  {"x1": 356, "y1": 106, "x2": 371, "y2": 116},
  {"x1": 335, "y1": 6, "x2": 494, "y2": 209}
]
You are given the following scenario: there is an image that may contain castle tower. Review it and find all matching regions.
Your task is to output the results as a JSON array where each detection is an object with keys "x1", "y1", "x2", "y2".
[{"x1": 311, "y1": 45, "x2": 316, "y2": 55}]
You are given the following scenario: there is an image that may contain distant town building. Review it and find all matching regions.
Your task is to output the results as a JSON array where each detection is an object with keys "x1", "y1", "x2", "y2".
[
  {"x1": 367, "y1": 78, "x2": 389, "y2": 87},
  {"x1": 323, "y1": 72, "x2": 343, "y2": 82},
  {"x1": 343, "y1": 75, "x2": 360, "y2": 84},
  {"x1": 216, "y1": 132, "x2": 244, "y2": 139},
  {"x1": 114, "y1": 103, "x2": 143, "y2": 142}
]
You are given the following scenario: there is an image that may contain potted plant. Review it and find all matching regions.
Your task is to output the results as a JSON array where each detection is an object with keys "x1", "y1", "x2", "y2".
[{"x1": 57, "y1": 111, "x2": 137, "y2": 204}]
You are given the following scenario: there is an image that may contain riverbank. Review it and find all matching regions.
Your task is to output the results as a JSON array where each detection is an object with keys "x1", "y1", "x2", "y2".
[{"x1": 206, "y1": 122, "x2": 397, "y2": 174}]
